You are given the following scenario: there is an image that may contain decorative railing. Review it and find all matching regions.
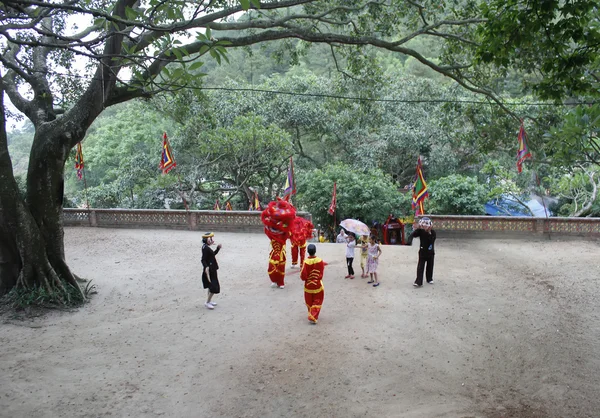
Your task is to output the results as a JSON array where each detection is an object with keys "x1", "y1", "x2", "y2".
[
  {"x1": 420, "y1": 215, "x2": 600, "y2": 239},
  {"x1": 63, "y1": 209, "x2": 600, "y2": 240},
  {"x1": 63, "y1": 208, "x2": 311, "y2": 233}
]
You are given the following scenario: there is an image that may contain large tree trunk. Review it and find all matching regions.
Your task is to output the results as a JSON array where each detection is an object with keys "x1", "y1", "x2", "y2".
[
  {"x1": 0, "y1": 134, "x2": 21, "y2": 294},
  {"x1": 0, "y1": 86, "x2": 82, "y2": 300}
]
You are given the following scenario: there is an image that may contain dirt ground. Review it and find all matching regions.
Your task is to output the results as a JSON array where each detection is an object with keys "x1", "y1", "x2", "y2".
[{"x1": 1, "y1": 227, "x2": 599, "y2": 418}]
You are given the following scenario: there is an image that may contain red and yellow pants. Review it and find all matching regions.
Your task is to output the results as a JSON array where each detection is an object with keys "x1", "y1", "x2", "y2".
[
  {"x1": 291, "y1": 242, "x2": 307, "y2": 266},
  {"x1": 268, "y1": 240, "x2": 286, "y2": 287},
  {"x1": 304, "y1": 284, "x2": 324, "y2": 323}
]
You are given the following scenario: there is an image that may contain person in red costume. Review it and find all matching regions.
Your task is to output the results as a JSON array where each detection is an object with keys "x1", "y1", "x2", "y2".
[
  {"x1": 289, "y1": 217, "x2": 314, "y2": 269},
  {"x1": 300, "y1": 244, "x2": 326, "y2": 324},
  {"x1": 261, "y1": 198, "x2": 296, "y2": 289}
]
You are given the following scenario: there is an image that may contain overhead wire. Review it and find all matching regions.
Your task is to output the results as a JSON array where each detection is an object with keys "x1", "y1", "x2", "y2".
[{"x1": 19, "y1": 67, "x2": 600, "y2": 107}]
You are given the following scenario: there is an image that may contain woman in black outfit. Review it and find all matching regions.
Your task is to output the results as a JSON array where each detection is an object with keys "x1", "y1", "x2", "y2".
[
  {"x1": 201, "y1": 232, "x2": 222, "y2": 309},
  {"x1": 408, "y1": 217, "x2": 436, "y2": 287}
]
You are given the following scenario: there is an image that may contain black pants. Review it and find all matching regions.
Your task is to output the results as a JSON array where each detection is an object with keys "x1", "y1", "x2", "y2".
[
  {"x1": 346, "y1": 257, "x2": 354, "y2": 275},
  {"x1": 415, "y1": 252, "x2": 434, "y2": 286}
]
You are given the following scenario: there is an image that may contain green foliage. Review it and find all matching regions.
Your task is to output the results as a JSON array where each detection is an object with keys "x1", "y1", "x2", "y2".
[
  {"x1": 60, "y1": 68, "x2": 561, "y2": 212},
  {"x1": 6, "y1": 123, "x2": 34, "y2": 176},
  {"x1": 5, "y1": 280, "x2": 85, "y2": 309},
  {"x1": 477, "y1": 0, "x2": 600, "y2": 100},
  {"x1": 295, "y1": 164, "x2": 406, "y2": 235},
  {"x1": 547, "y1": 166, "x2": 600, "y2": 217},
  {"x1": 545, "y1": 104, "x2": 600, "y2": 167},
  {"x1": 427, "y1": 174, "x2": 488, "y2": 215},
  {"x1": 64, "y1": 101, "x2": 178, "y2": 209},
  {"x1": 13, "y1": 174, "x2": 27, "y2": 201}
]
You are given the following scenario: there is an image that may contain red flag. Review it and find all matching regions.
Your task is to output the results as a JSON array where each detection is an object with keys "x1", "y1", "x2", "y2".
[
  {"x1": 327, "y1": 182, "x2": 336, "y2": 215},
  {"x1": 159, "y1": 132, "x2": 177, "y2": 174},
  {"x1": 516, "y1": 121, "x2": 532, "y2": 173},
  {"x1": 214, "y1": 199, "x2": 221, "y2": 210},
  {"x1": 74, "y1": 142, "x2": 84, "y2": 180}
]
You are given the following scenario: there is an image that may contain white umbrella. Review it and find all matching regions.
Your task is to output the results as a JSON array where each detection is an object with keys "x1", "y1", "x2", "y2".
[{"x1": 340, "y1": 219, "x2": 370, "y2": 237}]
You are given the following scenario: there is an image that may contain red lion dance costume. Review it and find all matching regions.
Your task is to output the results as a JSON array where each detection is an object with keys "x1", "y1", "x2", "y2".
[
  {"x1": 289, "y1": 217, "x2": 314, "y2": 268},
  {"x1": 261, "y1": 198, "x2": 296, "y2": 288}
]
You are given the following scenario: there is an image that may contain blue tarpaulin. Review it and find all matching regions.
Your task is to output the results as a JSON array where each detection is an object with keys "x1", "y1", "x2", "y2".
[{"x1": 485, "y1": 196, "x2": 551, "y2": 217}]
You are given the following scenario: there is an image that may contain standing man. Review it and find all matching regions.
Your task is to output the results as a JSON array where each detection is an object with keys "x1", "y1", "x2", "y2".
[
  {"x1": 201, "y1": 232, "x2": 222, "y2": 309},
  {"x1": 300, "y1": 244, "x2": 325, "y2": 324},
  {"x1": 408, "y1": 217, "x2": 436, "y2": 287}
]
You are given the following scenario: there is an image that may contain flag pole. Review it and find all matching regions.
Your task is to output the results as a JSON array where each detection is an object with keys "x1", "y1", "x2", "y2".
[
  {"x1": 175, "y1": 171, "x2": 189, "y2": 212},
  {"x1": 82, "y1": 165, "x2": 90, "y2": 211},
  {"x1": 517, "y1": 119, "x2": 550, "y2": 237},
  {"x1": 333, "y1": 208, "x2": 336, "y2": 241}
]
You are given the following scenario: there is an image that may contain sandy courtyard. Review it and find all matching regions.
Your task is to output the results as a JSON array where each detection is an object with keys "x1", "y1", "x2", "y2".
[{"x1": 1, "y1": 227, "x2": 600, "y2": 418}]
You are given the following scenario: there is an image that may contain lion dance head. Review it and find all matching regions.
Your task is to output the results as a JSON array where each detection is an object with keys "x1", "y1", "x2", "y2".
[{"x1": 261, "y1": 198, "x2": 297, "y2": 243}]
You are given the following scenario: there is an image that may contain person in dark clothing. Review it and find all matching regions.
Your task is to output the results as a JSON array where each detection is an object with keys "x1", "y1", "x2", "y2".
[
  {"x1": 408, "y1": 217, "x2": 436, "y2": 287},
  {"x1": 201, "y1": 232, "x2": 222, "y2": 309}
]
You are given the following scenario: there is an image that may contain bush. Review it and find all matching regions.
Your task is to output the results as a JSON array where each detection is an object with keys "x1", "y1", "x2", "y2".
[{"x1": 427, "y1": 174, "x2": 487, "y2": 215}]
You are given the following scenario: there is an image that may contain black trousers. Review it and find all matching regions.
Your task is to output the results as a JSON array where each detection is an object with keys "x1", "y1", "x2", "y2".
[
  {"x1": 346, "y1": 257, "x2": 354, "y2": 275},
  {"x1": 415, "y1": 252, "x2": 434, "y2": 286}
]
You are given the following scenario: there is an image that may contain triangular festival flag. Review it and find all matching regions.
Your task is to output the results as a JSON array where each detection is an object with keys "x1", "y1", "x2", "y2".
[
  {"x1": 283, "y1": 157, "x2": 296, "y2": 199},
  {"x1": 159, "y1": 132, "x2": 177, "y2": 174},
  {"x1": 412, "y1": 156, "x2": 428, "y2": 216},
  {"x1": 516, "y1": 120, "x2": 532, "y2": 173},
  {"x1": 328, "y1": 182, "x2": 336, "y2": 215},
  {"x1": 74, "y1": 142, "x2": 84, "y2": 180},
  {"x1": 214, "y1": 199, "x2": 221, "y2": 210},
  {"x1": 225, "y1": 201, "x2": 233, "y2": 211},
  {"x1": 254, "y1": 190, "x2": 260, "y2": 210}
]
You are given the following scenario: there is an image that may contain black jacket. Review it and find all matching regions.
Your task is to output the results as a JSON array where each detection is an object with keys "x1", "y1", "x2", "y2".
[
  {"x1": 409, "y1": 229, "x2": 436, "y2": 255},
  {"x1": 201, "y1": 244, "x2": 220, "y2": 270}
]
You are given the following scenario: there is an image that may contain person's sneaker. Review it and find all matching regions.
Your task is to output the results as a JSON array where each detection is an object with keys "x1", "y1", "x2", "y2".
[
  {"x1": 210, "y1": 302, "x2": 217, "y2": 306},
  {"x1": 344, "y1": 275, "x2": 351, "y2": 279},
  {"x1": 413, "y1": 283, "x2": 421, "y2": 287},
  {"x1": 428, "y1": 280, "x2": 434, "y2": 284},
  {"x1": 349, "y1": 275, "x2": 355, "y2": 279},
  {"x1": 270, "y1": 283, "x2": 279, "y2": 288},
  {"x1": 279, "y1": 285, "x2": 285, "y2": 289},
  {"x1": 205, "y1": 302, "x2": 214, "y2": 310},
  {"x1": 291, "y1": 264, "x2": 297, "y2": 268}
]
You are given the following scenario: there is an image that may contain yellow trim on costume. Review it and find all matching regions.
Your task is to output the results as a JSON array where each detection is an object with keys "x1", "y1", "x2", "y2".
[
  {"x1": 303, "y1": 257, "x2": 322, "y2": 265},
  {"x1": 304, "y1": 286, "x2": 324, "y2": 293},
  {"x1": 300, "y1": 242, "x2": 308, "y2": 248}
]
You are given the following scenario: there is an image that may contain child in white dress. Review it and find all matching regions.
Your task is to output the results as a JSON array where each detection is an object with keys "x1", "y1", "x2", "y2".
[{"x1": 366, "y1": 236, "x2": 382, "y2": 287}]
